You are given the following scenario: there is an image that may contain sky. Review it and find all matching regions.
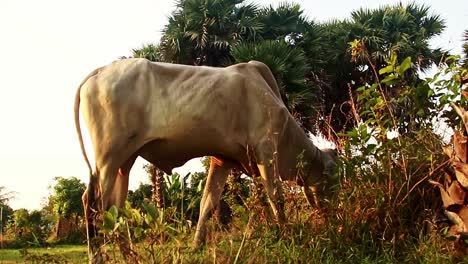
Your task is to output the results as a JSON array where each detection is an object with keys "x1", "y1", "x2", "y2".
[{"x1": 0, "y1": 0, "x2": 466, "y2": 210}]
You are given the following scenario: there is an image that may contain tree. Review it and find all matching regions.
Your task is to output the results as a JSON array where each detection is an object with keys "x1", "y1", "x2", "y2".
[
  {"x1": 127, "y1": 183, "x2": 152, "y2": 210},
  {"x1": 317, "y1": 3, "x2": 446, "y2": 137},
  {"x1": 5, "y1": 208, "x2": 52, "y2": 247},
  {"x1": 463, "y1": 29, "x2": 468, "y2": 67},
  {"x1": 132, "y1": 44, "x2": 161, "y2": 62},
  {"x1": 0, "y1": 204, "x2": 13, "y2": 248},
  {"x1": 231, "y1": 40, "x2": 313, "y2": 130},
  {"x1": 0, "y1": 186, "x2": 15, "y2": 246},
  {"x1": 0, "y1": 186, "x2": 14, "y2": 205},
  {"x1": 256, "y1": 2, "x2": 308, "y2": 41},
  {"x1": 136, "y1": 1, "x2": 447, "y2": 137},
  {"x1": 160, "y1": 0, "x2": 261, "y2": 66},
  {"x1": 48, "y1": 177, "x2": 86, "y2": 238},
  {"x1": 143, "y1": 163, "x2": 166, "y2": 208}
]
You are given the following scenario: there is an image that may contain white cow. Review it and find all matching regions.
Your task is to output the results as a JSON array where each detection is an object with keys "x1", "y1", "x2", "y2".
[{"x1": 74, "y1": 58, "x2": 337, "y2": 262}]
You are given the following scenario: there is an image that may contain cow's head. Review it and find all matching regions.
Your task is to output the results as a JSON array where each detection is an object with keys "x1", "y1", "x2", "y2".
[{"x1": 320, "y1": 148, "x2": 339, "y2": 192}]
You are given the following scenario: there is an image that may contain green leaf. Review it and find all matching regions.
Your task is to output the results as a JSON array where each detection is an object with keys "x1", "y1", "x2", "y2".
[
  {"x1": 103, "y1": 211, "x2": 116, "y2": 231},
  {"x1": 381, "y1": 74, "x2": 397, "y2": 84},
  {"x1": 109, "y1": 206, "x2": 118, "y2": 219},
  {"x1": 131, "y1": 209, "x2": 142, "y2": 223},
  {"x1": 397, "y1": 57, "x2": 412, "y2": 75},
  {"x1": 134, "y1": 227, "x2": 144, "y2": 239},
  {"x1": 356, "y1": 85, "x2": 367, "y2": 92},
  {"x1": 379, "y1": 65, "x2": 394, "y2": 75},
  {"x1": 427, "y1": 89, "x2": 434, "y2": 97},
  {"x1": 142, "y1": 202, "x2": 158, "y2": 224}
]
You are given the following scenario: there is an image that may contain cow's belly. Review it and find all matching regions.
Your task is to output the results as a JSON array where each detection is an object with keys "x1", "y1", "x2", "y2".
[{"x1": 137, "y1": 135, "x2": 247, "y2": 174}]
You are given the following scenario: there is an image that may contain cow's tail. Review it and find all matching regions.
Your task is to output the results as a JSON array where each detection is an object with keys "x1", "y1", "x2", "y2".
[
  {"x1": 74, "y1": 68, "x2": 101, "y2": 176},
  {"x1": 74, "y1": 68, "x2": 103, "y2": 256}
]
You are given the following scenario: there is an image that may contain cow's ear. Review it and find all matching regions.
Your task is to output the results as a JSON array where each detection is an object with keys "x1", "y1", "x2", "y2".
[{"x1": 323, "y1": 160, "x2": 335, "y2": 176}]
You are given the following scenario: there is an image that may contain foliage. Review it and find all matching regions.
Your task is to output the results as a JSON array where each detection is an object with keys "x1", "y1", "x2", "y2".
[
  {"x1": 128, "y1": 170, "x2": 206, "y2": 222},
  {"x1": 100, "y1": 1, "x2": 459, "y2": 261},
  {"x1": 132, "y1": 44, "x2": 161, "y2": 62},
  {"x1": 231, "y1": 39, "x2": 316, "y2": 129},
  {"x1": 4, "y1": 209, "x2": 52, "y2": 248},
  {"x1": 428, "y1": 58, "x2": 468, "y2": 253},
  {"x1": 46, "y1": 177, "x2": 86, "y2": 243},
  {"x1": 49, "y1": 177, "x2": 85, "y2": 219},
  {"x1": 316, "y1": 3, "x2": 446, "y2": 137},
  {"x1": 463, "y1": 30, "x2": 468, "y2": 67},
  {"x1": 431, "y1": 55, "x2": 468, "y2": 129},
  {"x1": 0, "y1": 187, "x2": 15, "y2": 238},
  {"x1": 1, "y1": 203, "x2": 14, "y2": 237},
  {"x1": 0, "y1": 186, "x2": 15, "y2": 205},
  {"x1": 163, "y1": 172, "x2": 204, "y2": 222},
  {"x1": 160, "y1": 0, "x2": 261, "y2": 66},
  {"x1": 127, "y1": 183, "x2": 152, "y2": 211},
  {"x1": 336, "y1": 54, "x2": 459, "y2": 260},
  {"x1": 154, "y1": 1, "x2": 447, "y2": 136},
  {"x1": 256, "y1": 2, "x2": 308, "y2": 41}
]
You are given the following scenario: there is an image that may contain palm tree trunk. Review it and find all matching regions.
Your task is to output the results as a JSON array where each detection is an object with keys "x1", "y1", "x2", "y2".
[
  {"x1": 147, "y1": 164, "x2": 165, "y2": 209},
  {"x1": 154, "y1": 169, "x2": 165, "y2": 209}
]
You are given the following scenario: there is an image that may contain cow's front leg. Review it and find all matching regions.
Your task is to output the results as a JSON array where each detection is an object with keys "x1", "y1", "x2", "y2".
[
  {"x1": 302, "y1": 185, "x2": 320, "y2": 207},
  {"x1": 193, "y1": 157, "x2": 231, "y2": 247},
  {"x1": 255, "y1": 145, "x2": 286, "y2": 224},
  {"x1": 112, "y1": 156, "x2": 138, "y2": 262},
  {"x1": 256, "y1": 162, "x2": 286, "y2": 224}
]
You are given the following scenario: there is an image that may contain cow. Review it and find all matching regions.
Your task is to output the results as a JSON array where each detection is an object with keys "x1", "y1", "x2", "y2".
[{"x1": 74, "y1": 58, "x2": 337, "y2": 263}]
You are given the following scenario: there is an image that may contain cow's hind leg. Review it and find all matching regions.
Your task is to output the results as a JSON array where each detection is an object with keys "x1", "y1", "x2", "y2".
[
  {"x1": 193, "y1": 157, "x2": 232, "y2": 247},
  {"x1": 83, "y1": 155, "x2": 137, "y2": 264},
  {"x1": 108, "y1": 155, "x2": 137, "y2": 208},
  {"x1": 83, "y1": 173, "x2": 102, "y2": 264}
]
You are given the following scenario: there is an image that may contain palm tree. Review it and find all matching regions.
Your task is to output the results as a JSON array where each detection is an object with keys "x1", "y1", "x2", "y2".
[
  {"x1": 316, "y1": 3, "x2": 446, "y2": 137},
  {"x1": 147, "y1": 1, "x2": 446, "y2": 136},
  {"x1": 144, "y1": 164, "x2": 165, "y2": 209},
  {"x1": 132, "y1": 44, "x2": 161, "y2": 62},
  {"x1": 463, "y1": 30, "x2": 468, "y2": 67},
  {"x1": 0, "y1": 187, "x2": 14, "y2": 205},
  {"x1": 0, "y1": 186, "x2": 14, "y2": 247},
  {"x1": 160, "y1": 0, "x2": 262, "y2": 66},
  {"x1": 231, "y1": 40, "x2": 314, "y2": 130},
  {"x1": 231, "y1": 3, "x2": 326, "y2": 132},
  {"x1": 256, "y1": 2, "x2": 308, "y2": 42}
]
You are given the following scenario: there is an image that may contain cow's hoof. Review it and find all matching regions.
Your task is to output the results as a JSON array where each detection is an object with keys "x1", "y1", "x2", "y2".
[
  {"x1": 89, "y1": 255, "x2": 104, "y2": 264},
  {"x1": 192, "y1": 236, "x2": 205, "y2": 251}
]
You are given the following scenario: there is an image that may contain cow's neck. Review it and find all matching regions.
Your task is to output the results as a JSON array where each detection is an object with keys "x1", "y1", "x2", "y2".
[{"x1": 277, "y1": 118, "x2": 324, "y2": 183}]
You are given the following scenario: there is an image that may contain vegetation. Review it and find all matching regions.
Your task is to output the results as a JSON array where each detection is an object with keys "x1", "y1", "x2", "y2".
[
  {"x1": 79, "y1": 53, "x2": 463, "y2": 264},
  {"x1": 2, "y1": 0, "x2": 467, "y2": 263},
  {"x1": 463, "y1": 30, "x2": 468, "y2": 67},
  {"x1": 48, "y1": 177, "x2": 86, "y2": 242}
]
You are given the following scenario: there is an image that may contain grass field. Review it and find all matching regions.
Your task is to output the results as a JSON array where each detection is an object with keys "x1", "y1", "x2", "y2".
[{"x1": 0, "y1": 244, "x2": 87, "y2": 263}]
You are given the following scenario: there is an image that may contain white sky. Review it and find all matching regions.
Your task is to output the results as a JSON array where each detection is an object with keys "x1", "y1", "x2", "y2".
[{"x1": 0, "y1": 0, "x2": 466, "y2": 210}]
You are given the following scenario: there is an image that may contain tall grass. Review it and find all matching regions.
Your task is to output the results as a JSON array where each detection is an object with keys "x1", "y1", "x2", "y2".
[{"x1": 92, "y1": 53, "x2": 464, "y2": 263}]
